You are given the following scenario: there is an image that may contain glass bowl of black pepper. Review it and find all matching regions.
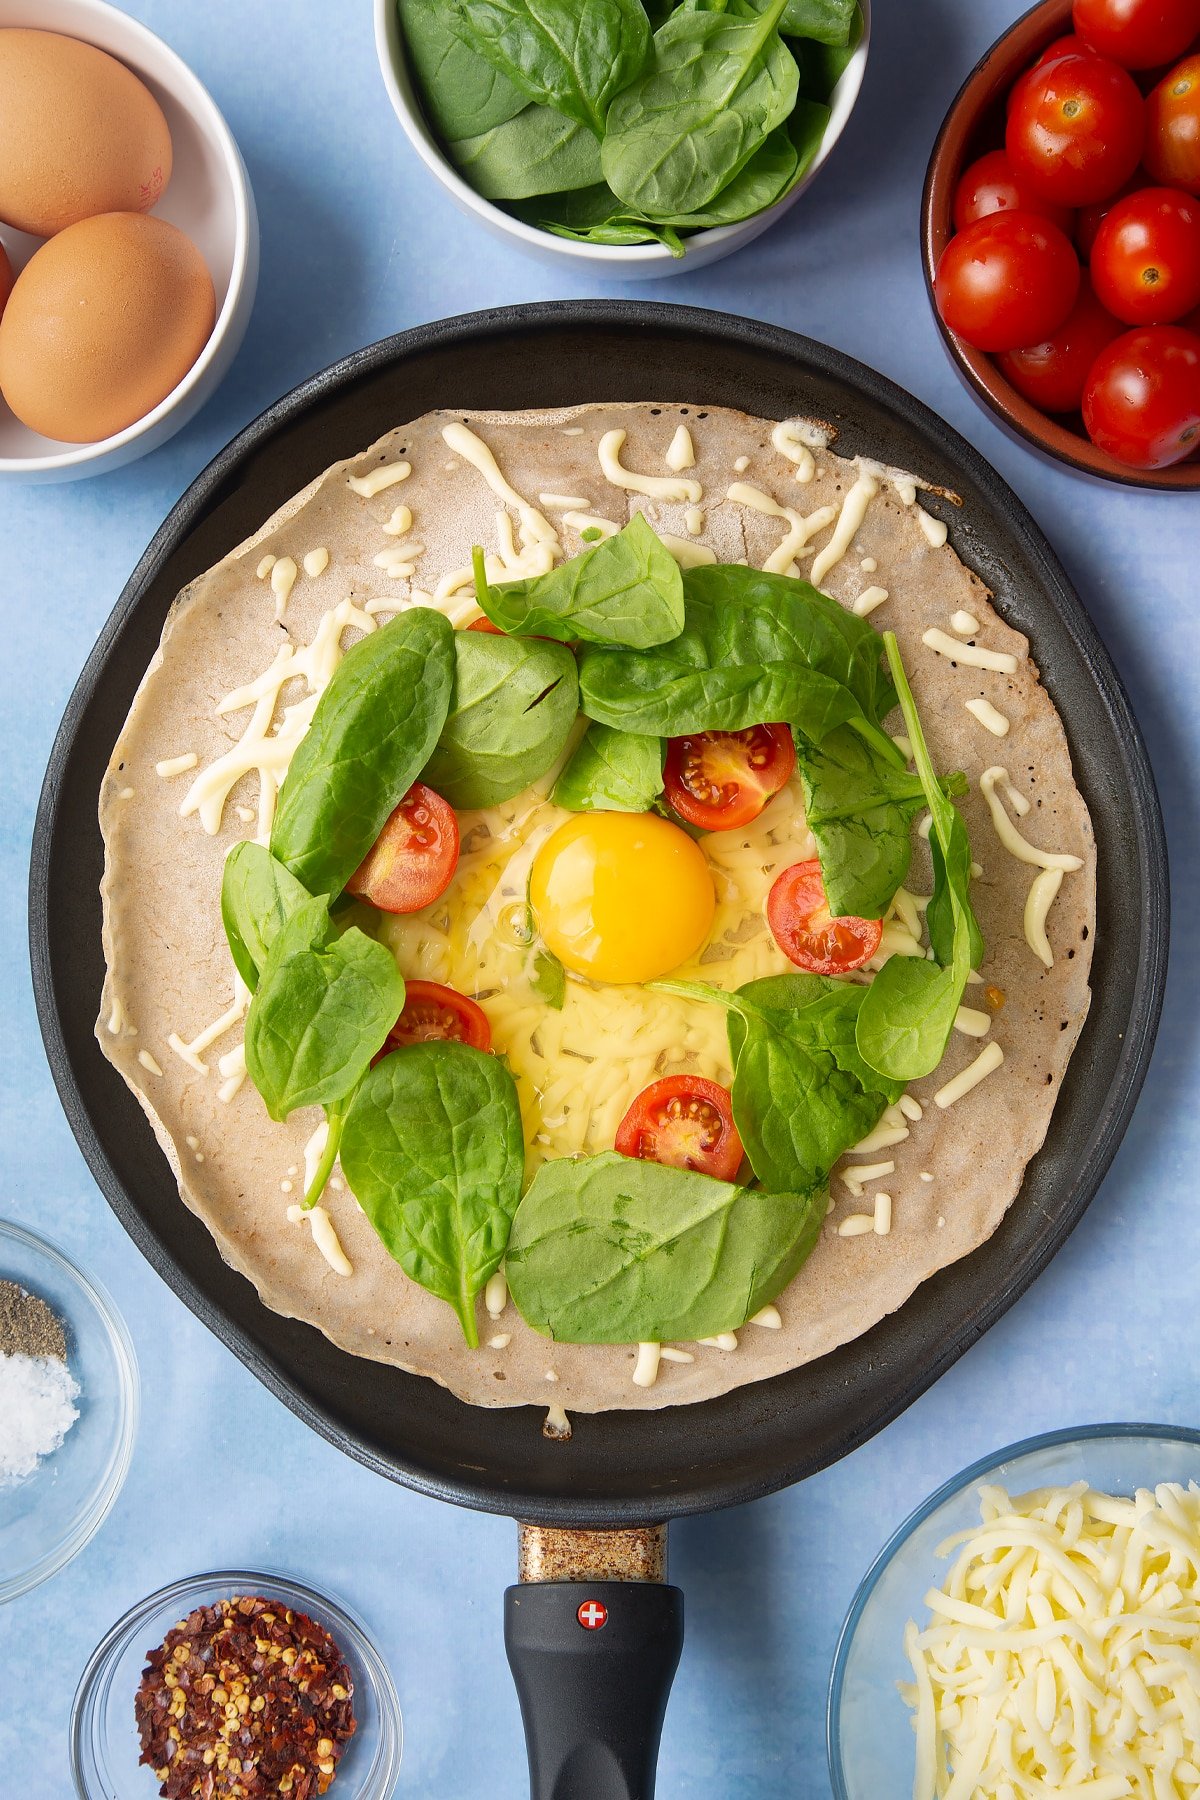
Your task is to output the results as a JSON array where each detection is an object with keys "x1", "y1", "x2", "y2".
[
  {"x1": 0, "y1": 1217, "x2": 139, "y2": 1603},
  {"x1": 71, "y1": 1569, "x2": 403, "y2": 1800}
]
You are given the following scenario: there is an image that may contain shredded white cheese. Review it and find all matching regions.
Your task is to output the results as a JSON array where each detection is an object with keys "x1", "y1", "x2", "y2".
[
  {"x1": 933, "y1": 1041, "x2": 1004, "y2": 1108},
  {"x1": 347, "y1": 460, "x2": 410, "y2": 498},
  {"x1": 873, "y1": 1192, "x2": 892, "y2": 1235},
  {"x1": 954, "y1": 1005, "x2": 991, "y2": 1038},
  {"x1": 485, "y1": 1270, "x2": 508, "y2": 1319},
  {"x1": 562, "y1": 510, "x2": 619, "y2": 542},
  {"x1": 256, "y1": 554, "x2": 276, "y2": 580},
  {"x1": 810, "y1": 473, "x2": 879, "y2": 586},
  {"x1": 684, "y1": 505, "x2": 704, "y2": 536},
  {"x1": 657, "y1": 531, "x2": 717, "y2": 569},
  {"x1": 726, "y1": 481, "x2": 836, "y2": 578},
  {"x1": 286, "y1": 1204, "x2": 351, "y2": 1276},
  {"x1": 599, "y1": 427, "x2": 702, "y2": 504},
  {"x1": 917, "y1": 506, "x2": 949, "y2": 548},
  {"x1": 303, "y1": 546, "x2": 330, "y2": 578},
  {"x1": 770, "y1": 418, "x2": 820, "y2": 482},
  {"x1": 965, "y1": 696, "x2": 1010, "y2": 737},
  {"x1": 382, "y1": 505, "x2": 413, "y2": 537},
  {"x1": 951, "y1": 609, "x2": 980, "y2": 635},
  {"x1": 979, "y1": 768, "x2": 1085, "y2": 872},
  {"x1": 270, "y1": 556, "x2": 298, "y2": 619},
  {"x1": 853, "y1": 585, "x2": 889, "y2": 617},
  {"x1": 698, "y1": 1333, "x2": 738, "y2": 1351},
  {"x1": 1024, "y1": 866, "x2": 1065, "y2": 968},
  {"x1": 923, "y1": 628, "x2": 1019, "y2": 674},
  {"x1": 538, "y1": 492, "x2": 590, "y2": 510},
  {"x1": 155, "y1": 753, "x2": 197, "y2": 779},
  {"x1": 444, "y1": 424, "x2": 560, "y2": 559},
  {"x1": 665, "y1": 424, "x2": 695, "y2": 471},
  {"x1": 632, "y1": 1342, "x2": 662, "y2": 1388},
  {"x1": 488, "y1": 1333, "x2": 511, "y2": 1350},
  {"x1": 137, "y1": 1049, "x2": 163, "y2": 1077},
  {"x1": 838, "y1": 1213, "x2": 875, "y2": 1237},
  {"x1": 749, "y1": 1304, "x2": 782, "y2": 1330}
]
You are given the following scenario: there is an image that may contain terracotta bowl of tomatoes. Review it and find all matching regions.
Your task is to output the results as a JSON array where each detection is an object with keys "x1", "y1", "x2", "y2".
[{"x1": 922, "y1": 0, "x2": 1200, "y2": 487}]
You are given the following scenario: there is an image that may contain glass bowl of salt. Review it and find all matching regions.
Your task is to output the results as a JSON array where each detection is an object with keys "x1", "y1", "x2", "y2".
[{"x1": 0, "y1": 1218, "x2": 138, "y2": 1602}]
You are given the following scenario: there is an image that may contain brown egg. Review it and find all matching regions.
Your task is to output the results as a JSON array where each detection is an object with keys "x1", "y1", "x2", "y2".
[
  {"x1": 0, "y1": 213, "x2": 215, "y2": 443},
  {"x1": 0, "y1": 241, "x2": 11, "y2": 320},
  {"x1": 0, "y1": 29, "x2": 173, "y2": 237}
]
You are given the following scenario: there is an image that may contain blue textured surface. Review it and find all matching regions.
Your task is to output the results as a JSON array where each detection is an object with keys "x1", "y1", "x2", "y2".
[{"x1": 0, "y1": 3, "x2": 1194, "y2": 1795}]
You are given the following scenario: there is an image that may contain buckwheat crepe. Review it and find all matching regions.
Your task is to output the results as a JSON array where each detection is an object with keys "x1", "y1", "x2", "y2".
[{"x1": 97, "y1": 402, "x2": 1095, "y2": 1415}]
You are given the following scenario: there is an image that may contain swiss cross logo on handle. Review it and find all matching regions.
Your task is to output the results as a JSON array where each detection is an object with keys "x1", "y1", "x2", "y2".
[{"x1": 577, "y1": 1599, "x2": 608, "y2": 1630}]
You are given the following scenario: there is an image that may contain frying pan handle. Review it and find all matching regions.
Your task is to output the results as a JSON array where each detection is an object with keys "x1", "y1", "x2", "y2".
[{"x1": 504, "y1": 1579, "x2": 684, "y2": 1800}]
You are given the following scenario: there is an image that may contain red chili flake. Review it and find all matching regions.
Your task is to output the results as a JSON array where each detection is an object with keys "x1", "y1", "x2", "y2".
[{"x1": 133, "y1": 1594, "x2": 357, "y2": 1798}]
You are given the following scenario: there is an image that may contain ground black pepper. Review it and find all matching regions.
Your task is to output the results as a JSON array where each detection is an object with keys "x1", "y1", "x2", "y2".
[{"x1": 0, "y1": 1279, "x2": 67, "y2": 1359}]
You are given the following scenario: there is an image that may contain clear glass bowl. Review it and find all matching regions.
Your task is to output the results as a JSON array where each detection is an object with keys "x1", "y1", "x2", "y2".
[
  {"x1": 827, "y1": 1424, "x2": 1200, "y2": 1799},
  {"x1": 71, "y1": 1568, "x2": 403, "y2": 1799},
  {"x1": 0, "y1": 1218, "x2": 139, "y2": 1602}
]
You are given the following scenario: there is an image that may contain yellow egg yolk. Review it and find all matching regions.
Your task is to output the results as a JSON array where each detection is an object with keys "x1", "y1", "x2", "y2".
[{"x1": 529, "y1": 812, "x2": 716, "y2": 986}]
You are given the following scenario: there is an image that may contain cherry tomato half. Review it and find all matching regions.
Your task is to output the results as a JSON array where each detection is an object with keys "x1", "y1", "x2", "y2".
[
  {"x1": 346, "y1": 782, "x2": 460, "y2": 914},
  {"x1": 615, "y1": 1075, "x2": 744, "y2": 1182},
  {"x1": 1090, "y1": 186, "x2": 1200, "y2": 320},
  {"x1": 1073, "y1": 0, "x2": 1200, "y2": 70},
  {"x1": 466, "y1": 616, "x2": 504, "y2": 633},
  {"x1": 934, "y1": 212, "x2": 1081, "y2": 352},
  {"x1": 1007, "y1": 51, "x2": 1145, "y2": 207},
  {"x1": 766, "y1": 859, "x2": 883, "y2": 975},
  {"x1": 383, "y1": 980, "x2": 491, "y2": 1053},
  {"x1": 996, "y1": 275, "x2": 1125, "y2": 410},
  {"x1": 663, "y1": 724, "x2": 795, "y2": 831},
  {"x1": 952, "y1": 148, "x2": 1075, "y2": 234},
  {"x1": 1146, "y1": 54, "x2": 1200, "y2": 193},
  {"x1": 1083, "y1": 321, "x2": 1200, "y2": 464}
]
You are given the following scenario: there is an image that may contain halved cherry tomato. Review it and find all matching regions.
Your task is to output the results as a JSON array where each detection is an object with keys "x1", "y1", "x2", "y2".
[
  {"x1": 467, "y1": 616, "x2": 504, "y2": 633},
  {"x1": 934, "y1": 212, "x2": 1081, "y2": 351},
  {"x1": 1083, "y1": 322, "x2": 1200, "y2": 463},
  {"x1": 996, "y1": 274, "x2": 1125, "y2": 409},
  {"x1": 1146, "y1": 54, "x2": 1200, "y2": 193},
  {"x1": 952, "y1": 148, "x2": 1075, "y2": 234},
  {"x1": 766, "y1": 859, "x2": 883, "y2": 975},
  {"x1": 1073, "y1": 0, "x2": 1200, "y2": 70},
  {"x1": 1090, "y1": 186, "x2": 1200, "y2": 320},
  {"x1": 1007, "y1": 52, "x2": 1145, "y2": 207},
  {"x1": 663, "y1": 724, "x2": 795, "y2": 831},
  {"x1": 615, "y1": 1075, "x2": 744, "y2": 1182},
  {"x1": 346, "y1": 782, "x2": 459, "y2": 914},
  {"x1": 383, "y1": 980, "x2": 491, "y2": 1052}
]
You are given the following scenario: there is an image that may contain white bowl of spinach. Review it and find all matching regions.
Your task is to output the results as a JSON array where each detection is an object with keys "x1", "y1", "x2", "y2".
[{"x1": 375, "y1": 0, "x2": 870, "y2": 274}]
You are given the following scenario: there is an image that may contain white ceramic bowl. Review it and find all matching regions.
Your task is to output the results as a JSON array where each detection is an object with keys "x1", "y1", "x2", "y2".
[
  {"x1": 374, "y1": 0, "x2": 870, "y2": 277},
  {"x1": 0, "y1": 0, "x2": 259, "y2": 481}
]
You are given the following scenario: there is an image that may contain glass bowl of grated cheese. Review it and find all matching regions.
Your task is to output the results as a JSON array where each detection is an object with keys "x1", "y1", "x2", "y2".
[
  {"x1": 0, "y1": 1218, "x2": 138, "y2": 1602},
  {"x1": 828, "y1": 1424, "x2": 1200, "y2": 1800}
]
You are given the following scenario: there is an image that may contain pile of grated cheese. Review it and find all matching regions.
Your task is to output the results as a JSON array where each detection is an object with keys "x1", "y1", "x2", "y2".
[{"x1": 901, "y1": 1479, "x2": 1200, "y2": 1799}]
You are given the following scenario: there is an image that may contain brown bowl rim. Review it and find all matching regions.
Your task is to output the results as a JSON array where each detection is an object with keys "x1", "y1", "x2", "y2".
[{"x1": 921, "y1": 0, "x2": 1200, "y2": 491}]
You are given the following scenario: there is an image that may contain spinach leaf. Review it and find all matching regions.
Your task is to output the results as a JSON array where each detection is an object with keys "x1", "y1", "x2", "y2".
[
  {"x1": 602, "y1": 0, "x2": 798, "y2": 219},
  {"x1": 506, "y1": 1151, "x2": 824, "y2": 1342},
  {"x1": 447, "y1": 0, "x2": 650, "y2": 133},
  {"x1": 244, "y1": 897, "x2": 405, "y2": 1122},
  {"x1": 778, "y1": 0, "x2": 856, "y2": 45},
  {"x1": 655, "y1": 974, "x2": 902, "y2": 1191},
  {"x1": 341, "y1": 1041, "x2": 525, "y2": 1346},
  {"x1": 552, "y1": 722, "x2": 664, "y2": 812},
  {"x1": 531, "y1": 947, "x2": 566, "y2": 1009},
  {"x1": 781, "y1": 96, "x2": 831, "y2": 191},
  {"x1": 270, "y1": 608, "x2": 454, "y2": 900},
  {"x1": 476, "y1": 514, "x2": 684, "y2": 647},
  {"x1": 542, "y1": 214, "x2": 686, "y2": 253},
  {"x1": 577, "y1": 564, "x2": 896, "y2": 755},
  {"x1": 447, "y1": 103, "x2": 604, "y2": 199},
  {"x1": 221, "y1": 842, "x2": 310, "y2": 993},
  {"x1": 790, "y1": 4, "x2": 863, "y2": 97},
  {"x1": 795, "y1": 727, "x2": 930, "y2": 920},
  {"x1": 855, "y1": 634, "x2": 984, "y2": 1082},
  {"x1": 652, "y1": 124, "x2": 797, "y2": 227},
  {"x1": 422, "y1": 628, "x2": 579, "y2": 809},
  {"x1": 398, "y1": 0, "x2": 526, "y2": 140}
]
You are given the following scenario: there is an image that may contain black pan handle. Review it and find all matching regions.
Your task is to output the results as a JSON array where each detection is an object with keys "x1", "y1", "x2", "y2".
[{"x1": 505, "y1": 1578, "x2": 684, "y2": 1800}]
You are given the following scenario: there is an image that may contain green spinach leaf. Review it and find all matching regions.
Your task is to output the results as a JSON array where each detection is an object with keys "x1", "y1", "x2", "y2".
[
  {"x1": 244, "y1": 897, "x2": 406, "y2": 1122},
  {"x1": 448, "y1": 0, "x2": 650, "y2": 133},
  {"x1": 521, "y1": 184, "x2": 685, "y2": 253},
  {"x1": 398, "y1": 0, "x2": 526, "y2": 140},
  {"x1": 531, "y1": 947, "x2": 567, "y2": 1009},
  {"x1": 778, "y1": 0, "x2": 856, "y2": 45},
  {"x1": 341, "y1": 1041, "x2": 525, "y2": 1346},
  {"x1": 552, "y1": 722, "x2": 664, "y2": 812},
  {"x1": 652, "y1": 123, "x2": 797, "y2": 226},
  {"x1": 422, "y1": 628, "x2": 579, "y2": 809},
  {"x1": 476, "y1": 514, "x2": 684, "y2": 647},
  {"x1": 602, "y1": 0, "x2": 798, "y2": 219},
  {"x1": 655, "y1": 974, "x2": 902, "y2": 1191},
  {"x1": 506, "y1": 1150, "x2": 824, "y2": 1342},
  {"x1": 795, "y1": 727, "x2": 931, "y2": 920},
  {"x1": 221, "y1": 842, "x2": 310, "y2": 993},
  {"x1": 447, "y1": 103, "x2": 604, "y2": 199},
  {"x1": 270, "y1": 608, "x2": 454, "y2": 900},
  {"x1": 790, "y1": 4, "x2": 863, "y2": 97},
  {"x1": 855, "y1": 634, "x2": 984, "y2": 1081}
]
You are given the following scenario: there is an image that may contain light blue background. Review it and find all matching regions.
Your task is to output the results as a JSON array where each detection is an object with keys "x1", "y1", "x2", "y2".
[{"x1": 1, "y1": 2, "x2": 1194, "y2": 1794}]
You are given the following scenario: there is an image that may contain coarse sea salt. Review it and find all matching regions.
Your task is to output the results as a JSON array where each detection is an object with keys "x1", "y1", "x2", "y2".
[{"x1": 0, "y1": 1352, "x2": 80, "y2": 1485}]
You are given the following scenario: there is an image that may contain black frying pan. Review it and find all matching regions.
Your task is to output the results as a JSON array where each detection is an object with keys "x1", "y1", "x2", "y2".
[{"x1": 30, "y1": 302, "x2": 1167, "y2": 1798}]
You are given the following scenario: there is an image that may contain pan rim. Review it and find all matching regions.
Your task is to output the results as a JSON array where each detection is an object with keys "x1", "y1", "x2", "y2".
[{"x1": 29, "y1": 300, "x2": 1168, "y2": 1525}]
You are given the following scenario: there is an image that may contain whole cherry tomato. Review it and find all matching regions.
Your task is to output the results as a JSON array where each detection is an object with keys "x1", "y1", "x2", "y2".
[
  {"x1": 934, "y1": 212, "x2": 1081, "y2": 352},
  {"x1": 952, "y1": 148, "x2": 1075, "y2": 234},
  {"x1": 1146, "y1": 54, "x2": 1200, "y2": 193},
  {"x1": 1007, "y1": 35, "x2": 1097, "y2": 115},
  {"x1": 1090, "y1": 187, "x2": 1200, "y2": 320},
  {"x1": 996, "y1": 276, "x2": 1125, "y2": 409},
  {"x1": 1072, "y1": 0, "x2": 1200, "y2": 70},
  {"x1": 1007, "y1": 51, "x2": 1145, "y2": 207},
  {"x1": 1082, "y1": 322, "x2": 1200, "y2": 464},
  {"x1": 1076, "y1": 176, "x2": 1145, "y2": 258}
]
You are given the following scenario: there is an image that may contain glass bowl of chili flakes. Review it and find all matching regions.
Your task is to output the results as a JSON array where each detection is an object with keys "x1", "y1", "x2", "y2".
[{"x1": 70, "y1": 1568, "x2": 402, "y2": 1800}]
